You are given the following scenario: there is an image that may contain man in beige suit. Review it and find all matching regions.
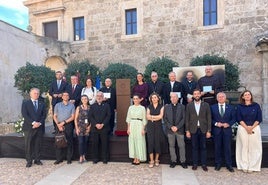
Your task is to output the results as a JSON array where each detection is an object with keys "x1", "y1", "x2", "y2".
[{"x1": 185, "y1": 89, "x2": 211, "y2": 171}]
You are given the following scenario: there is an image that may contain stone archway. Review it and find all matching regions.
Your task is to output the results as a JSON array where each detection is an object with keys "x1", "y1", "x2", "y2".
[{"x1": 45, "y1": 56, "x2": 67, "y2": 72}]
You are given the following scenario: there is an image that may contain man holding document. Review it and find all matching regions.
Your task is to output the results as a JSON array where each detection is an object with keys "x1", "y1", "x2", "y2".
[
  {"x1": 100, "y1": 78, "x2": 117, "y2": 135},
  {"x1": 197, "y1": 66, "x2": 224, "y2": 105}
]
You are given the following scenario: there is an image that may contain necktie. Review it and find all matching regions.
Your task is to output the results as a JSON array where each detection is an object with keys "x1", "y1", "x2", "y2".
[
  {"x1": 34, "y1": 101, "x2": 38, "y2": 111},
  {"x1": 72, "y1": 85, "x2": 75, "y2": 93},
  {"x1": 220, "y1": 105, "x2": 224, "y2": 117},
  {"x1": 57, "y1": 80, "x2": 60, "y2": 89}
]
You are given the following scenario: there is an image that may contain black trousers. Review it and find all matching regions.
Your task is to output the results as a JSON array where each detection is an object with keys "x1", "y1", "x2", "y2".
[
  {"x1": 109, "y1": 111, "x2": 115, "y2": 135},
  {"x1": 92, "y1": 129, "x2": 108, "y2": 162},
  {"x1": 24, "y1": 128, "x2": 43, "y2": 163},
  {"x1": 55, "y1": 123, "x2": 74, "y2": 161}
]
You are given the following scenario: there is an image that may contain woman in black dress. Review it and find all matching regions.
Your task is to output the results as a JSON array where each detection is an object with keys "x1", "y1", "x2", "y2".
[{"x1": 146, "y1": 92, "x2": 164, "y2": 168}]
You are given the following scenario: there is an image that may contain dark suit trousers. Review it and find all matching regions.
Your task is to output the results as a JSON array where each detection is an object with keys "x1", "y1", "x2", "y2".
[
  {"x1": 92, "y1": 129, "x2": 108, "y2": 162},
  {"x1": 191, "y1": 128, "x2": 207, "y2": 166},
  {"x1": 55, "y1": 123, "x2": 74, "y2": 161},
  {"x1": 109, "y1": 111, "x2": 115, "y2": 134},
  {"x1": 214, "y1": 129, "x2": 232, "y2": 166},
  {"x1": 24, "y1": 128, "x2": 43, "y2": 163}
]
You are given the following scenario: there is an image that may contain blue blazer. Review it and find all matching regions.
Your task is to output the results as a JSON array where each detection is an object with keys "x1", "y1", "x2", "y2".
[{"x1": 211, "y1": 104, "x2": 236, "y2": 136}]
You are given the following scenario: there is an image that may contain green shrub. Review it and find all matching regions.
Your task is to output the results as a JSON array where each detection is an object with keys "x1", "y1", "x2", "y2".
[
  {"x1": 14, "y1": 62, "x2": 55, "y2": 97},
  {"x1": 101, "y1": 63, "x2": 138, "y2": 88},
  {"x1": 144, "y1": 56, "x2": 179, "y2": 83},
  {"x1": 64, "y1": 60, "x2": 100, "y2": 85},
  {"x1": 190, "y1": 54, "x2": 240, "y2": 91}
]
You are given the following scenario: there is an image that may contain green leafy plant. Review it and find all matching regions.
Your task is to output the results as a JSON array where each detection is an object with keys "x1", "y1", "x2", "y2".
[
  {"x1": 101, "y1": 63, "x2": 138, "y2": 88},
  {"x1": 64, "y1": 60, "x2": 100, "y2": 85},
  {"x1": 14, "y1": 62, "x2": 55, "y2": 97},
  {"x1": 190, "y1": 54, "x2": 240, "y2": 91},
  {"x1": 144, "y1": 56, "x2": 179, "y2": 83}
]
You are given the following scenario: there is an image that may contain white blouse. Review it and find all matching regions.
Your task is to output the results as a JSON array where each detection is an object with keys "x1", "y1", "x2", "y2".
[{"x1": 81, "y1": 86, "x2": 97, "y2": 105}]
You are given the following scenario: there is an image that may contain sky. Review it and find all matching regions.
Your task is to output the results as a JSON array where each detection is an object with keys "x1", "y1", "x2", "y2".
[{"x1": 0, "y1": 0, "x2": 29, "y2": 31}]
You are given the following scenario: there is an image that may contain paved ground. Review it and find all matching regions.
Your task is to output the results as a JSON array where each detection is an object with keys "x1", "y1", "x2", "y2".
[
  {"x1": 0, "y1": 158, "x2": 268, "y2": 185},
  {"x1": 1, "y1": 123, "x2": 268, "y2": 185}
]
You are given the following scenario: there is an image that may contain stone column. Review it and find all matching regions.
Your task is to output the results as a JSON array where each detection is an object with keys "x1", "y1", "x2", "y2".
[{"x1": 256, "y1": 38, "x2": 268, "y2": 122}]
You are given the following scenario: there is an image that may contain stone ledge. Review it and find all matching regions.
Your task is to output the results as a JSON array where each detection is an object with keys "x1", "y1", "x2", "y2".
[{"x1": 0, "y1": 123, "x2": 15, "y2": 135}]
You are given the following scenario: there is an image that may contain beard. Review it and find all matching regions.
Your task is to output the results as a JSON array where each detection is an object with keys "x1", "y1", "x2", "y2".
[{"x1": 193, "y1": 96, "x2": 201, "y2": 102}]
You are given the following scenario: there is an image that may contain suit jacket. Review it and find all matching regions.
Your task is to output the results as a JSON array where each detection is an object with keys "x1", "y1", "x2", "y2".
[
  {"x1": 89, "y1": 102, "x2": 111, "y2": 132},
  {"x1": 147, "y1": 80, "x2": 164, "y2": 98},
  {"x1": 163, "y1": 81, "x2": 186, "y2": 104},
  {"x1": 99, "y1": 86, "x2": 117, "y2": 110},
  {"x1": 21, "y1": 99, "x2": 46, "y2": 133},
  {"x1": 164, "y1": 103, "x2": 185, "y2": 135},
  {"x1": 211, "y1": 104, "x2": 236, "y2": 136},
  {"x1": 67, "y1": 84, "x2": 83, "y2": 107},
  {"x1": 185, "y1": 101, "x2": 211, "y2": 134},
  {"x1": 49, "y1": 80, "x2": 68, "y2": 106}
]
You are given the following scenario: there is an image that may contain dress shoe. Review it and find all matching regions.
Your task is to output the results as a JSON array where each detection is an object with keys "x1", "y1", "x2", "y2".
[
  {"x1": 202, "y1": 165, "x2": 208, "y2": 172},
  {"x1": 215, "y1": 165, "x2": 221, "y2": 171},
  {"x1": 103, "y1": 161, "x2": 108, "y2": 164},
  {"x1": 54, "y1": 160, "x2": 63, "y2": 165},
  {"x1": 192, "y1": 165, "x2": 197, "y2": 170},
  {"x1": 169, "y1": 162, "x2": 176, "y2": 168},
  {"x1": 34, "y1": 161, "x2": 43, "y2": 165},
  {"x1": 227, "y1": 166, "x2": 234, "y2": 172},
  {"x1": 181, "y1": 162, "x2": 188, "y2": 169},
  {"x1": 26, "y1": 163, "x2": 32, "y2": 168},
  {"x1": 67, "y1": 160, "x2": 72, "y2": 164},
  {"x1": 93, "y1": 160, "x2": 98, "y2": 164}
]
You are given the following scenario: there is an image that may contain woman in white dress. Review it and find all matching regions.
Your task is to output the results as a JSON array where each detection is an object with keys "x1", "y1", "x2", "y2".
[{"x1": 81, "y1": 78, "x2": 97, "y2": 105}]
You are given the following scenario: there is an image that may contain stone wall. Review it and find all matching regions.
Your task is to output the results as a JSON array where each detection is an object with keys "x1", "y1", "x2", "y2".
[
  {"x1": 24, "y1": 0, "x2": 268, "y2": 104},
  {"x1": 0, "y1": 21, "x2": 64, "y2": 123}
]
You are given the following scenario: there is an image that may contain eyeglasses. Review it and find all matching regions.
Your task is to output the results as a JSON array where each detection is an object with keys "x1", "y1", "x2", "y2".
[{"x1": 151, "y1": 75, "x2": 157, "y2": 77}]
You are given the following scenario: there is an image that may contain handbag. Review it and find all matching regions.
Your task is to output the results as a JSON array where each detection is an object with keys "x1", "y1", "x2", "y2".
[{"x1": 55, "y1": 131, "x2": 67, "y2": 148}]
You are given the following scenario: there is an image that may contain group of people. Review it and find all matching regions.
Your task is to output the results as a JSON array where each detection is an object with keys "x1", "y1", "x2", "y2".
[
  {"x1": 21, "y1": 66, "x2": 263, "y2": 174},
  {"x1": 127, "y1": 66, "x2": 262, "y2": 173}
]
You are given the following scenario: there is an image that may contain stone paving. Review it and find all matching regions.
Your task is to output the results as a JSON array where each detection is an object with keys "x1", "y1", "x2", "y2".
[{"x1": 0, "y1": 158, "x2": 268, "y2": 185}]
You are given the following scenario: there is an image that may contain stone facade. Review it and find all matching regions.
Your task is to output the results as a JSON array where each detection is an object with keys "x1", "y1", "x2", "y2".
[
  {"x1": 2, "y1": 0, "x2": 268, "y2": 123},
  {"x1": 0, "y1": 20, "x2": 65, "y2": 123},
  {"x1": 23, "y1": 0, "x2": 268, "y2": 98}
]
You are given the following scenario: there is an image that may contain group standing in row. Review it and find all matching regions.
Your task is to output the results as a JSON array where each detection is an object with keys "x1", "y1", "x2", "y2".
[{"x1": 21, "y1": 66, "x2": 262, "y2": 174}]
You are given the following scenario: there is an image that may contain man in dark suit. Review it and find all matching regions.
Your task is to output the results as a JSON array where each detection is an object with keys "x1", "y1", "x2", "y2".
[
  {"x1": 89, "y1": 91, "x2": 111, "y2": 164},
  {"x1": 21, "y1": 88, "x2": 46, "y2": 167},
  {"x1": 211, "y1": 92, "x2": 236, "y2": 172},
  {"x1": 49, "y1": 71, "x2": 68, "y2": 133},
  {"x1": 182, "y1": 71, "x2": 197, "y2": 105},
  {"x1": 163, "y1": 71, "x2": 186, "y2": 105},
  {"x1": 185, "y1": 89, "x2": 211, "y2": 171},
  {"x1": 67, "y1": 75, "x2": 82, "y2": 108},
  {"x1": 99, "y1": 78, "x2": 116, "y2": 135},
  {"x1": 164, "y1": 92, "x2": 187, "y2": 169},
  {"x1": 147, "y1": 71, "x2": 164, "y2": 98}
]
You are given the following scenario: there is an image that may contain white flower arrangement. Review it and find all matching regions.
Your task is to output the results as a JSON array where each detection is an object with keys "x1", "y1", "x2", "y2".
[
  {"x1": 14, "y1": 117, "x2": 24, "y2": 134},
  {"x1": 232, "y1": 122, "x2": 239, "y2": 139}
]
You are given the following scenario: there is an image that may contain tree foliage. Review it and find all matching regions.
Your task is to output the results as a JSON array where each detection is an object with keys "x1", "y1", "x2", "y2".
[
  {"x1": 14, "y1": 62, "x2": 55, "y2": 97},
  {"x1": 144, "y1": 56, "x2": 179, "y2": 83},
  {"x1": 101, "y1": 63, "x2": 138, "y2": 88},
  {"x1": 64, "y1": 60, "x2": 100, "y2": 86},
  {"x1": 190, "y1": 54, "x2": 240, "y2": 91}
]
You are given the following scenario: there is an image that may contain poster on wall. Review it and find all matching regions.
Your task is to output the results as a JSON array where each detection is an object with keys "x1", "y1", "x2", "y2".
[{"x1": 173, "y1": 65, "x2": 225, "y2": 86}]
